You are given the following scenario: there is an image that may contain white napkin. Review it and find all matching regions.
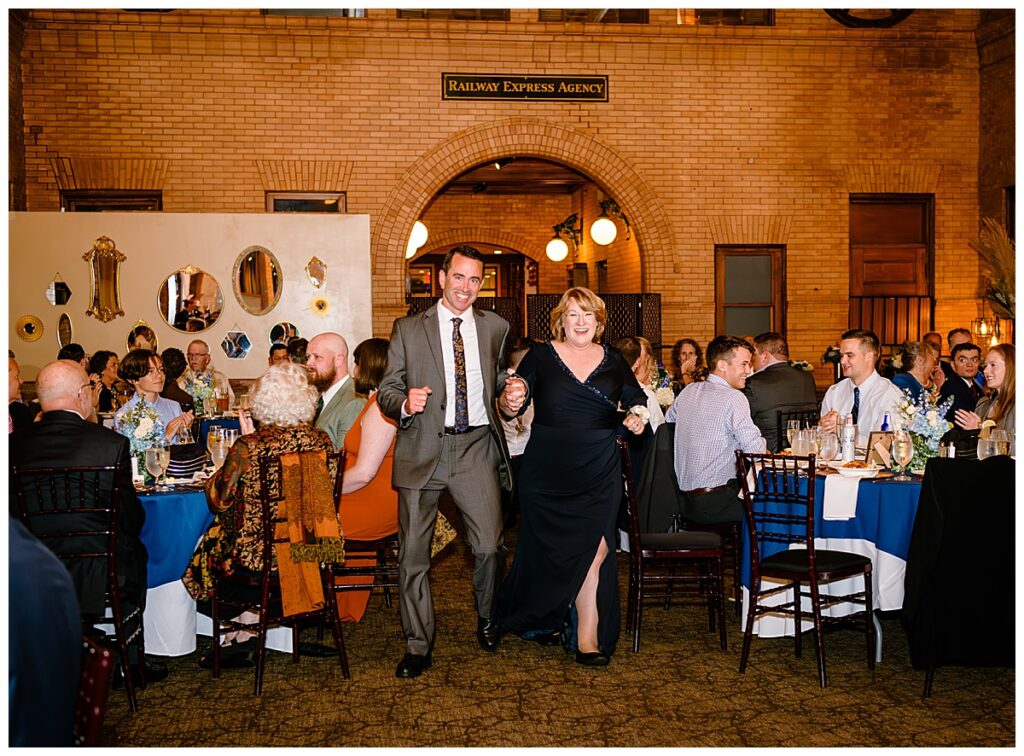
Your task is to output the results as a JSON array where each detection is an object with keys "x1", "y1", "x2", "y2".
[{"x1": 822, "y1": 475, "x2": 860, "y2": 520}]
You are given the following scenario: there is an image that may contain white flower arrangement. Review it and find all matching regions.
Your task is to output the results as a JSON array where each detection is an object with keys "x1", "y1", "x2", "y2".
[
  {"x1": 895, "y1": 389, "x2": 954, "y2": 469},
  {"x1": 654, "y1": 386, "x2": 675, "y2": 408},
  {"x1": 115, "y1": 399, "x2": 165, "y2": 455},
  {"x1": 134, "y1": 417, "x2": 155, "y2": 439},
  {"x1": 628, "y1": 405, "x2": 651, "y2": 425},
  {"x1": 788, "y1": 360, "x2": 814, "y2": 372}
]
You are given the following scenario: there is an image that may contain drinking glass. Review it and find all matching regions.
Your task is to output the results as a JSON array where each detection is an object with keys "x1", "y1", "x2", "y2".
[
  {"x1": 977, "y1": 438, "x2": 997, "y2": 461},
  {"x1": 238, "y1": 393, "x2": 251, "y2": 412},
  {"x1": 216, "y1": 386, "x2": 229, "y2": 414},
  {"x1": 990, "y1": 429, "x2": 1010, "y2": 457},
  {"x1": 157, "y1": 445, "x2": 171, "y2": 488},
  {"x1": 818, "y1": 429, "x2": 839, "y2": 462},
  {"x1": 786, "y1": 420, "x2": 801, "y2": 449},
  {"x1": 222, "y1": 428, "x2": 239, "y2": 448},
  {"x1": 210, "y1": 440, "x2": 228, "y2": 470},
  {"x1": 208, "y1": 426, "x2": 224, "y2": 450},
  {"x1": 178, "y1": 425, "x2": 194, "y2": 445},
  {"x1": 891, "y1": 430, "x2": 914, "y2": 480},
  {"x1": 144, "y1": 448, "x2": 162, "y2": 488}
]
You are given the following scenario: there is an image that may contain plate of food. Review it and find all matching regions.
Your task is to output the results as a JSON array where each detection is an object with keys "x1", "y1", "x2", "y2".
[{"x1": 835, "y1": 460, "x2": 882, "y2": 478}]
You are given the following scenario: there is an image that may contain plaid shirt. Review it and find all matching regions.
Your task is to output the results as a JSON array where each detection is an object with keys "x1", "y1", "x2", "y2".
[{"x1": 666, "y1": 374, "x2": 766, "y2": 491}]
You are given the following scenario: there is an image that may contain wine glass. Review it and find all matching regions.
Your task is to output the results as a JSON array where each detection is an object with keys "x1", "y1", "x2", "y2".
[
  {"x1": 144, "y1": 448, "x2": 162, "y2": 489},
  {"x1": 891, "y1": 430, "x2": 914, "y2": 480},
  {"x1": 156, "y1": 445, "x2": 171, "y2": 488},
  {"x1": 786, "y1": 420, "x2": 801, "y2": 449},
  {"x1": 977, "y1": 438, "x2": 997, "y2": 461}
]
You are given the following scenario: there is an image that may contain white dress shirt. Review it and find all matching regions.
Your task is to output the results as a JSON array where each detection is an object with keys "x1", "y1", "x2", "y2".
[
  {"x1": 641, "y1": 385, "x2": 666, "y2": 433},
  {"x1": 820, "y1": 370, "x2": 903, "y2": 447},
  {"x1": 437, "y1": 301, "x2": 487, "y2": 427}
]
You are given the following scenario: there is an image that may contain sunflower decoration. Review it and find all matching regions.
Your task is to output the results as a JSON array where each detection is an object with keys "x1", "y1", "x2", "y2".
[
  {"x1": 970, "y1": 217, "x2": 1015, "y2": 320},
  {"x1": 310, "y1": 296, "x2": 330, "y2": 316}
]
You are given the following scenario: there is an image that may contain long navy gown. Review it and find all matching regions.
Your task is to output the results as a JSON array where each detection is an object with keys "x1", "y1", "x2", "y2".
[{"x1": 497, "y1": 341, "x2": 646, "y2": 656}]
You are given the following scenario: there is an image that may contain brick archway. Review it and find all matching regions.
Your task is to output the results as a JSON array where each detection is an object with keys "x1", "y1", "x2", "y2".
[
  {"x1": 412, "y1": 226, "x2": 545, "y2": 262},
  {"x1": 371, "y1": 117, "x2": 674, "y2": 334}
]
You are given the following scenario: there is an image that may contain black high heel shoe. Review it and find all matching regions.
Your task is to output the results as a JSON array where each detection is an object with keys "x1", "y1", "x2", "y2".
[{"x1": 574, "y1": 650, "x2": 610, "y2": 667}]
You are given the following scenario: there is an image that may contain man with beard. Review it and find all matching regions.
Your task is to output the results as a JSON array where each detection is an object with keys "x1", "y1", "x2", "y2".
[{"x1": 306, "y1": 332, "x2": 366, "y2": 450}]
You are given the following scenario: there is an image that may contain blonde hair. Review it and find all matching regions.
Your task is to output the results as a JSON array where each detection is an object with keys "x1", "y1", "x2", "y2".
[
  {"x1": 637, "y1": 336, "x2": 657, "y2": 379},
  {"x1": 549, "y1": 287, "x2": 606, "y2": 343},
  {"x1": 250, "y1": 362, "x2": 318, "y2": 426}
]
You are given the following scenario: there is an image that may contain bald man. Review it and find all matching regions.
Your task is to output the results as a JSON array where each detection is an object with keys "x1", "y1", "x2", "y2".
[
  {"x1": 306, "y1": 332, "x2": 366, "y2": 450},
  {"x1": 9, "y1": 360, "x2": 166, "y2": 685}
]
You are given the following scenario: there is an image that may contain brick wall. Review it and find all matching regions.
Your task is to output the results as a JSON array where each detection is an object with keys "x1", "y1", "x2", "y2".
[{"x1": 12, "y1": 9, "x2": 1007, "y2": 389}]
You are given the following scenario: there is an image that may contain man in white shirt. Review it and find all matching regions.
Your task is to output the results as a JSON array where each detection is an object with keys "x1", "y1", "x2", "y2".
[
  {"x1": 306, "y1": 332, "x2": 366, "y2": 450},
  {"x1": 819, "y1": 329, "x2": 903, "y2": 447}
]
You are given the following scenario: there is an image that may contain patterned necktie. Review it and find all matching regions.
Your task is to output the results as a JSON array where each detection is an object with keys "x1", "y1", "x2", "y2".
[
  {"x1": 452, "y1": 317, "x2": 469, "y2": 432},
  {"x1": 313, "y1": 395, "x2": 324, "y2": 423},
  {"x1": 851, "y1": 386, "x2": 860, "y2": 425}
]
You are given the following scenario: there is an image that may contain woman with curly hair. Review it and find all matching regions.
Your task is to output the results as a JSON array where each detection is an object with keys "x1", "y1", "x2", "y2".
[{"x1": 670, "y1": 337, "x2": 705, "y2": 394}]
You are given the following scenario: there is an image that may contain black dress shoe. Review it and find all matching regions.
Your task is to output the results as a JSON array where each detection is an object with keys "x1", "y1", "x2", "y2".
[
  {"x1": 574, "y1": 650, "x2": 610, "y2": 667},
  {"x1": 298, "y1": 641, "x2": 337, "y2": 658},
  {"x1": 477, "y1": 617, "x2": 501, "y2": 652},
  {"x1": 395, "y1": 652, "x2": 432, "y2": 679},
  {"x1": 113, "y1": 656, "x2": 169, "y2": 688}
]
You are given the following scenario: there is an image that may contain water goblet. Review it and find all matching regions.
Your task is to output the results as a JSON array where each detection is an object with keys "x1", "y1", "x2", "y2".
[
  {"x1": 144, "y1": 448, "x2": 162, "y2": 489},
  {"x1": 976, "y1": 438, "x2": 997, "y2": 461},
  {"x1": 891, "y1": 429, "x2": 914, "y2": 480},
  {"x1": 818, "y1": 429, "x2": 839, "y2": 462},
  {"x1": 786, "y1": 420, "x2": 801, "y2": 449}
]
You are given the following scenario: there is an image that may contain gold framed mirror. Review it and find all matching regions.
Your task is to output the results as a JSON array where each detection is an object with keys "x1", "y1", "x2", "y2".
[
  {"x1": 233, "y1": 245, "x2": 282, "y2": 316},
  {"x1": 83, "y1": 236, "x2": 125, "y2": 323},
  {"x1": 158, "y1": 266, "x2": 224, "y2": 333},
  {"x1": 57, "y1": 313, "x2": 73, "y2": 348},
  {"x1": 305, "y1": 256, "x2": 327, "y2": 288},
  {"x1": 127, "y1": 320, "x2": 158, "y2": 352},
  {"x1": 16, "y1": 315, "x2": 43, "y2": 342}
]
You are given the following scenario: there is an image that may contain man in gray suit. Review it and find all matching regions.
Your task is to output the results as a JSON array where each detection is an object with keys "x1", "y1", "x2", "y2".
[
  {"x1": 307, "y1": 332, "x2": 366, "y2": 450},
  {"x1": 742, "y1": 332, "x2": 818, "y2": 452},
  {"x1": 378, "y1": 245, "x2": 524, "y2": 679}
]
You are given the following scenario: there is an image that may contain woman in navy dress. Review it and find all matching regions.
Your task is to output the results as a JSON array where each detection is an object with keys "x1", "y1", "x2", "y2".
[{"x1": 498, "y1": 288, "x2": 647, "y2": 666}]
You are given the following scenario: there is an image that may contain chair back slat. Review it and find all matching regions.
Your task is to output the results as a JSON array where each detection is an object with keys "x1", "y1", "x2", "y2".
[{"x1": 616, "y1": 438, "x2": 643, "y2": 561}]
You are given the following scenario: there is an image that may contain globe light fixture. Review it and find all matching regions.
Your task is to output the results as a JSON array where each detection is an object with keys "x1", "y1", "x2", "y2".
[
  {"x1": 545, "y1": 213, "x2": 582, "y2": 262},
  {"x1": 588, "y1": 198, "x2": 631, "y2": 246},
  {"x1": 545, "y1": 237, "x2": 569, "y2": 262},
  {"x1": 410, "y1": 220, "x2": 429, "y2": 249}
]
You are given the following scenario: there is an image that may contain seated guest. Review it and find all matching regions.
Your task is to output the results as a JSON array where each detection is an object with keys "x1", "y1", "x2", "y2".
[
  {"x1": 8, "y1": 519, "x2": 82, "y2": 746},
  {"x1": 670, "y1": 337, "x2": 705, "y2": 394},
  {"x1": 945, "y1": 327, "x2": 983, "y2": 386},
  {"x1": 333, "y1": 337, "x2": 402, "y2": 622},
  {"x1": 269, "y1": 343, "x2": 289, "y2": 366},
  {"x1": 160, "y1": 347, "x2": 196, "y2": 414},
  {"x1": 891, "y1": 340, "x2": 938, "y2": 404},
  {"x1": 57, "y1": 342, "x2": 90, "y2": 370},
  {"x1": 665, "y1": 335, "x2": 766, "y2": 524},
  {"x1": 115, "y1": 349, "x2": 194, "y2": 445},
  {"x1": 612, "y1": 336, "x2": 666, "y2": 432},
  {"x1": 180, "y1": 339, "x2": 234, "y2": 406},
  {"x1": 955, "y1": 343, "x2": 1014, "y2": 434},
  {"x1": 742, "y1": 332, "x2": 818, "y2": 453},
  {"x1": 87, "y1": 349, "x2": 119, "y2": 413},
  {"x1": 9, "y1": 355, "x2": 35, "y2": 432},
  {"x1": 922, "y1": 331, "x2": 947, "y2": 390},
  {"x1": 939, "y1": 342, "x2": 982, "y2": 420},
  {"x1": 819, "y1": 329, "x2": 902, "y2": 447},
  {"x1": 127, "y1": 324, "x2": 157, "y2": 352},
  {"x1": 9, "y1": 359, "x2": 166, "y2": 686},
  {"x1": 287, "y1": 337, "x2": 309, "y2": 366},
  {"x1": 182, "y1": 362, "x2": 337, "y2": 663},
  {"x1": 307, "y1": 332, "x2": 367, "y2": 450}
]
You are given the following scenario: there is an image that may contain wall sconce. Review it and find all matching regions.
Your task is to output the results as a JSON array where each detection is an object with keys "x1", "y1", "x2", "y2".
[
  {"x1": 546, "y1": 213, "x2": 582, "y2": 262},
  {"x1": 589, "y1": 198, "x2": 631, "y2": 246},
  {"x1": 493, "y1": 157, "x2": 515, "y2": 170},
  {"x1": 405, "y1": 220, "x2": 429, "y2": 259}
]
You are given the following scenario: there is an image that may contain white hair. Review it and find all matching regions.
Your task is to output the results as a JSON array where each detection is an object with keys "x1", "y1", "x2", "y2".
[{"x1": 250, "y1": 362, "x2": 317, "y2": 426}]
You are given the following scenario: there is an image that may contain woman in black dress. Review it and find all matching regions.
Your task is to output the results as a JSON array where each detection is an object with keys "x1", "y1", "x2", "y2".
[{"x1": 498, "y1": 287, "x2": 647, "y2": 666}]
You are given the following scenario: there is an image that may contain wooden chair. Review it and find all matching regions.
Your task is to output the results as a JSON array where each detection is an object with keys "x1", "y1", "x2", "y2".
[
  {"x1": 735, "y1": 451, "x2": 875, "y2": 688},
  {"x1": 209, "y1": 449, "x2": 350, "y2": 695},
  {"x1": 677, "y1": 518, "x2": 742, "y2": 618},
  {"x1": 11, "y1": 463, "x2": 145, "y2": 712},
  {"x1": 618, "y1": 438, "x2": 727, "y2": 653},
  {"x1": 324, "y1": 534, "x2": 400, "y2": 609},
  {"x1": 74, "y1": 637, "x2": 114, "y2": 746},
  {"x1": 775, "y1": 408, "x2": 820, "y2": 452}
]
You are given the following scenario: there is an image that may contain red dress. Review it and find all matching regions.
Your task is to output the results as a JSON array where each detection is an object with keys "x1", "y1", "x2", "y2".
[{"x1": 334, "y1": 396, "x2": 400, "y2": 622}]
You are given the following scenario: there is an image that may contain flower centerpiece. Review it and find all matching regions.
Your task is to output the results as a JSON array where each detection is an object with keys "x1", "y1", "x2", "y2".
[
  {"x1": 183, "y1": 371, "x2": 216, "y2": 414},
  {"x1": 648, "y1": 362, "x2": 676, "y2": 408},
  {"x1": 114, "y1": 400, "x2": 165, "y2": 481},
  {"x1": 893, "y1": 389, "x2": 954, "y2": 470},
  {"x1": 789, "y1": 360, "x2": 814, "y2": 372},
  {"x1": 821, "y1": 345, "x2": 843, "y2": 383}
]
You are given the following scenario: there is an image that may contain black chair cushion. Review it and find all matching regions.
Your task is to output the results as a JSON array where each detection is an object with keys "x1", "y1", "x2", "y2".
[
  {"x1": 760, "y1": 547, "x2": 870, "y2": 577},
  {"x1": 641, "y1": 531, "x2": 722, "y2": 552}
]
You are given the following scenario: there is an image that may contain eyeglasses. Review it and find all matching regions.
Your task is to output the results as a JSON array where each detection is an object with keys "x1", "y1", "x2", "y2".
[
  {"x1": 77, "y1": 383, "x2": 93, "y2": 398},
  {"x1": 187, "y1": 352, "x2": 208, "y2": 358}
]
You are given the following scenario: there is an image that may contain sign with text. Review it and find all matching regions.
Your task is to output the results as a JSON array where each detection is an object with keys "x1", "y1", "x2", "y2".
[{"x1": 442, "y1": 73, "x2": 608, "y2": 102}]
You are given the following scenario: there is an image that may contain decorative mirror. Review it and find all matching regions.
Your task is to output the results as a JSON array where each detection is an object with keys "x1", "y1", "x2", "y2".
[
  {"x1": 269, "y1": 322, "x2": 299, "y2": 345},
  {"x1": 46, "y1": 274, "x2": 72, "y2": 306},
  {"x1": 158, "y1": 266, "x2": 224, "y2": 333},
  {"x1": 233, "y1": 245, "x2": 282, "y2": 316},
  {"x1": 127, "y1": 320, "x2": 158, "y2": 353},
  {"x1": 221, "y1": 330, "x2": 252, "y2": 360},
  {"x1": 83, "y1": 236, "x2": 125, "y2": 323},
  {"x1": 57, "y1": 314, "x2": 73, "y2": 348},
  {"x1": 305, "y1": 256, "x2": 327, "y2": 289},
  {"x1": 16, "y1": 315, "x2": 43, "y2": 342}
]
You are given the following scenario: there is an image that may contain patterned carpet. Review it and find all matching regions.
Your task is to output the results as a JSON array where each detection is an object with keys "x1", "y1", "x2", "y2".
[{"x1": 101, "y1": 536, "x2": 1014, "y2": 747}]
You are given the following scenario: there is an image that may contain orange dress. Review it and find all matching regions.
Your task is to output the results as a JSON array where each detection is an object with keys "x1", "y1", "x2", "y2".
[{"x1": 335, "y1": 396, "x2": 400, "y2": 622}]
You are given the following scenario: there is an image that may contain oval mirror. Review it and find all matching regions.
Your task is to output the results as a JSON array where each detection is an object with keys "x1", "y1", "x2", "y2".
[
  {"x1": 221, "y1": 330, "x2": 252, "y2": 360},
  {"x1": 305, "y1": 256, "x2": 327, "y2": 288},
  {"x1": 127, "y1": 321, "x2": 158, "y2": 353},
  {"x1": 159, "y1": 267, "x2": 224, "y2": 333},
  {"x1": 16, "y1": 315, "x2": 43, "y2": 342},
  {"x1": 269, "y1": 322, "x2": 300, "y2": 345},
  {"x1": 233, "y1": 245, "x2": 282, "y2": 316},
  {"x1": 57, "y1": 314, "x2": 73, "y2": 348},
  {"x1": 84, "y1": 236, "x2": 125, "y2": 323}
]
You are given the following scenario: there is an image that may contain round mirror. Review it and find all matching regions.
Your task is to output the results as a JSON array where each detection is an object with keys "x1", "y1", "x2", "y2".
[
  {"x1": 16, "y1": 315, "x2": 43, "y2": 342},
  {"x1": 57, "y1": 314, "x2": 73, "y2": 348},
  {"x1": 269, "y1": 322, "x2": 300, "y2": 345},
  {"x1": 127, "y1": 321, "x2": 158, "y2": 353},
  {"x1": 158, "y1": 267, "x2": 224, "y2": 333},
  {"x1": 233, "y1": 245, "x2": 282, "y2": 316},
  {"x1": 305, "y1": 256, "x2": 327, "y2": 289},
  {"x1": 221, "y1": 330, "x2": 252, "y2": 360}
]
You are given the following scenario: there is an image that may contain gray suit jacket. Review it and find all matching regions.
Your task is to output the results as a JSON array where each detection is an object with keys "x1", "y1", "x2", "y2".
[
  {"x1": 742, "y1": 361, "x2": 818, "y2": 453},
  {"x1": 378, "y1": 302, "x2": 513, "y2": 491},
  {"x1": 315, "y1": 376, "x2": 366, "y2": 451}
]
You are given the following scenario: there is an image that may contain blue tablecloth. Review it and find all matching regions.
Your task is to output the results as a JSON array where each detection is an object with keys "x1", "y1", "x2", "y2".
[
  {"x1": 139, "y1": 489, "x2": 214, "y2": 588},
  {"x1": 198, "y1": 417, "x2": 241, "y2": 449}
]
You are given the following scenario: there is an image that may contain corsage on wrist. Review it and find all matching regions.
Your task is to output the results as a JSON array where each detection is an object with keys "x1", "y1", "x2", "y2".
[{"x1": 627, "y1": 405, "x2": 650, "y2": 426}]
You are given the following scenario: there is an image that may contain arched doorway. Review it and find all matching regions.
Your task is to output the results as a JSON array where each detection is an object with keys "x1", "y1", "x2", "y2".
[{"x1": 370, "y1": 117, "x2": 675, "y2": 336}]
